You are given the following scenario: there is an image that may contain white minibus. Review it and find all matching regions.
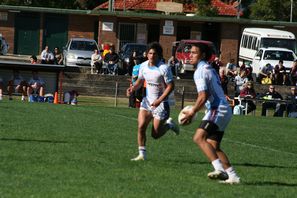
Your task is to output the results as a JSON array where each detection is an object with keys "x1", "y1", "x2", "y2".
[{"x1": 239, "y1": 28, "x2": 297, "y2": 64}]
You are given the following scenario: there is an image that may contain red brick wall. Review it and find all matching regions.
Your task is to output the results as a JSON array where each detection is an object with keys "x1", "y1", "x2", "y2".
[
  {"x1": 68, "y1": 15, "x2": 96, "y2": 40},
  {"x1": 159, "y1": 20, "x2": 177, "y2": 60},
  {"x1": 98, "y1": 16, "x2": 117, "y2": 50},
  {"x1": 0, "y1": 12, "x2": 15, "y2": 54},
  {"x1": 220, "y1": 23, "x2": 241, "y2": 65}
]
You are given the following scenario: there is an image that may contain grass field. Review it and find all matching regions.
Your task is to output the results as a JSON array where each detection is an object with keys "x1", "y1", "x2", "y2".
[{"x1": 0, "y1": 98, "x2": 297, "y2": 197}]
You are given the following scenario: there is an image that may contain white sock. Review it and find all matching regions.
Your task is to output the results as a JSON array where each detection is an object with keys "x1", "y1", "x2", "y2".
[
  {"x1": 138, "y1": 146, "x2": 146, "y2": 157},
  {"x1": 211, "y1": 159, "x2": 225, "y2": 172},
  {"x1": 225, "y1": 166, "x2": 238, "y2": 178}
]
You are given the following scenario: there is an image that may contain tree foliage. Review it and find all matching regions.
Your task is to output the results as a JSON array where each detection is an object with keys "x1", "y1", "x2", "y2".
[
  {"x1": 250, "y1": 0, "x2": 297, "y2": 22},
  {"x1": 193, "y1": 0, "x2": 218, "y2": 16}
]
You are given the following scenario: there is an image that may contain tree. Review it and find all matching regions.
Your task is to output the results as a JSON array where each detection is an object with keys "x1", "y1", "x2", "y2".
[
  {"x1": 250, "y1": 0, "x2": 297, "y2": 22},
  {"x1": 193, "y1": 0, "x2": 218, "y2": 16}
]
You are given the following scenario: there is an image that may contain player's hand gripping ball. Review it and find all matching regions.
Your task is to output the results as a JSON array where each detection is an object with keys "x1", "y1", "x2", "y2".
[{"x1": 178, "y1": 105, "x2": 197, "y2": 125}]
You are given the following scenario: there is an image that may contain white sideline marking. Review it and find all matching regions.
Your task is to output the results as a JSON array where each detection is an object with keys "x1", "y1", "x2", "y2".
[{"x1": 109, "y1": 112, "x2": 297, "y2": 157}]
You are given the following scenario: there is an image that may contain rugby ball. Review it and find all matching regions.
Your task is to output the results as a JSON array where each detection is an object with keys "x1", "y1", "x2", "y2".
[{"x1": 178, "y1": 105, "x2": 197, "y2": 125}]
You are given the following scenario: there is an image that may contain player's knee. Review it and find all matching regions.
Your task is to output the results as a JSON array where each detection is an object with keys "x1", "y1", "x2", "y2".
[{"x1": 193, "y1": 132, "x2": 204, "y2": 145}]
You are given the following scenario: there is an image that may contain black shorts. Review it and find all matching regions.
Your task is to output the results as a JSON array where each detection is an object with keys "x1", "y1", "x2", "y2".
[{"x1": 199, "y1": 120, "x2": 224, "y2": 143}]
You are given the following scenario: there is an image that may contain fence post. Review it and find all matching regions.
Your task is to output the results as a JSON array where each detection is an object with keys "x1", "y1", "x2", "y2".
[
  {"x1": 114, "y1": 81, "x2": 118, "y2": 107},
  {"x1": 181, "y1": 86, "x2": 185, "y2": 110}
]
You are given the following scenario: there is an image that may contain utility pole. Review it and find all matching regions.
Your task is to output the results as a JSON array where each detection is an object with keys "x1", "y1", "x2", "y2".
[{"x1": 290, "y1": 0, "x2": 293, "y2": 22}]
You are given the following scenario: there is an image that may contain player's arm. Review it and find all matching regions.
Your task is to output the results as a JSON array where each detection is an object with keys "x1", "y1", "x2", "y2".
[
  {"x1": 126, "y1": 78, "x2": 144, "y2": 96},
  {"x1": 151, "y1": 81, "x2": 174, "y2": 108}
]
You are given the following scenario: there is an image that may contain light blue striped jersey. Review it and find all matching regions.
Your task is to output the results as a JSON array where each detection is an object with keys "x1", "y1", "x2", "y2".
[{"x1": 194, "y1": 60, "x2": 228, "y2": 110}]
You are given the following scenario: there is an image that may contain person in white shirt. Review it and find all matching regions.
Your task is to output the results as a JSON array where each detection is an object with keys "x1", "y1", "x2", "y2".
[
  {"x1": 41, "y1": 45, "x2": 54, "y2": 64},
  {"x1": 182, "y1": 43, "x2": 240, "y2": 184},
  {"x1": 126, "y1": 42, "x2": 179, "y2": 161},
  {"x1": 91, "y1": 49, "x2": 102, "y2": 74}
]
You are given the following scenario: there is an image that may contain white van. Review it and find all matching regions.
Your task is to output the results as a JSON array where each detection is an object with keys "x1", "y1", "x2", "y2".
[
  {"x1": 251, "y1": 47, "x2": 297, "y2": 76},
  {"x1": 239, "y1": 28, "x2": 297, "y2": 64},
  {"x1": 0, "y1": 34, "x2": 9, "y2": 55}
]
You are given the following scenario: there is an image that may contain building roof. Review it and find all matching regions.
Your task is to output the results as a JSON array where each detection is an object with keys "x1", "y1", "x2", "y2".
[{"x1": 96, "y1": 0, "x2": 241, "y2": 16}]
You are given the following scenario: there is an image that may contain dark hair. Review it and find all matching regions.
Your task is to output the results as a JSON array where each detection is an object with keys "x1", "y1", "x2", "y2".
[
  {"x1": 147, "y1": 42, "x2": 163, "y2": 58},
  {"x1": 279, "y1": 60, "x2": 283, "y2": 64},
  {"x1": 30, "y1": 55, "x2": 37, "y2": 62},
  {"x1": 191, "y1": 43, "x2": 212, "y2": 61}
]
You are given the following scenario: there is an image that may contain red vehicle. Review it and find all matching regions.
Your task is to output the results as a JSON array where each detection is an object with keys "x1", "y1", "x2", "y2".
[{"x1": 175, "y1": 39, "x2": 218, "y2": 74}]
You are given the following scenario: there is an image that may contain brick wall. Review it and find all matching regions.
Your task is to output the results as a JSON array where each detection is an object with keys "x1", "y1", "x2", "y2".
[
  {"x1": 68, "y1": 15, "x2": 96, "y2": 40},
  {"x1": 98, "y1": 16, "x2": 117, "y2": 49},
  {"x1": 220, "y1": 23, "x2": 241, "y2": 65},
  {"x1": 0, "y1": 12, "x2": 15, "y2": 53}
]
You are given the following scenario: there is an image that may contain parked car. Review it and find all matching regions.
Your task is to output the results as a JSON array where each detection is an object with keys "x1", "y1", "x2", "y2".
[
  {"x1": 175, "y1": 39, "x2": 218, "y2": 74},
  {"x1": 118, "y1": 43, "x2": 147, "y2": 71},
  {"x1": 63, "y1": 38, "x2": 99, "y2": 67},
  {"x1": 0, "y1": 33, "x2": 9, "y2": 55},
  {"x1": 251, "y1": 47, "x2": 297, "y2": 77}
]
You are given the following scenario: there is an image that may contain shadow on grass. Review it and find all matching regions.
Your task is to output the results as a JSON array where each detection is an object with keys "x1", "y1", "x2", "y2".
[
  {"x1": 0, "y1": 137, "x2": 68, "y2": 144},
  {"x1": 244, "y1": 181, "x2": 297, "y2": 187},
  {"x1": 234, "y1": 162, "x2": 296, "y2": 169}
]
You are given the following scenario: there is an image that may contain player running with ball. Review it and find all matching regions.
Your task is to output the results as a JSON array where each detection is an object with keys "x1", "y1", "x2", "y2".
[
  {"x1": 126, "y1": 42, "x2": 179, "y2": 161},
  {"x1": 181, "y1": 43, "x2": 240, "y2": 184}
]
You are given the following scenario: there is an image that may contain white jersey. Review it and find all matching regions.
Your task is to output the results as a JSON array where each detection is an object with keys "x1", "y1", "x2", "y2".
[
  {"x1": 138, "y1": 60, "x2": 173, "y2": 104},
  {"x1": 194, "y1": 60, "x2": 231, "y2": 131},
  {"x1": 194, "y1": 60, "x2": 229, "y2": 109}
]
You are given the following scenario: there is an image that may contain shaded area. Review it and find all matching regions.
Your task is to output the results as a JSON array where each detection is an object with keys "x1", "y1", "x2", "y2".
[{"x1": 0, "y1": 137, "x2": 68, "y2": 144}]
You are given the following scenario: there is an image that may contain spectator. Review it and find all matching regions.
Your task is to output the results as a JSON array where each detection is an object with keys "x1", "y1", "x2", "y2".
[
  {"x1": 40, "y1": 45, "x2": 54, "y2": 64},
  {"x1": 53, "y1": 47, "x2": 63, "y2": 65},
  {"x1": 91, "y1": 49, "x2": 102, "y2": 74},
  {"x1": 219, "y1": 68, "x2": 228, "y2": 95},
  {"x1": 259, "y1": 63, "x2": 273, "y2": 84},
  {"x1": 286, "y1": 87, "x2": 297, "y2": 117},
  {"x1": 7, "y1": 70, "x2": 28, "y2": 101},
  {"x1": 234, "y1": 70, "x2": 248, "y2": 96},
  {"x1": 127, "y1": 50, "x2": 138, "y2": 76},
  {"x1": 226, "y1": 58, "x2": 237, "y2": 81},
  {"x1": 30, "y1": 55, "x2": 38, "y2": 64},
  {"x1": 63, "y1": 90, "x2": 79, "y2": 105},
  {"x1": 128, "y1": 57, "x2": 143, "y2": 108},
  {"x1": 274, "y1": 60, "x2": 287, "y2": 85},
  {"x1": 260, "y1": 85, "x2": 286, "y2": 117},
  {"x1": 240, "y1": 63, "x2": 253, "y2": 81},
  {"x1": 289, "y1": 60, "x2": 297, "y2": 86},
  {"x1": 239, "y1": 81, "x2": 256, "y2": 114},
  {"x1": 167, "y1": 54, "x2": 180, "y2": 79},
  {"x1": 212, "y1": 57, "x2": 223, "y2": 74},
  {"x1": 104, "y1": 45, "x2": 119, "y2": 75},
  {"x1": 0, "y1": 77, "x2": 3, "y2": 100},
  {"x1": 139, "y1": 51, "x2": 148, "y2": 63},
  {"x1": 27, "y1": 71, "x2": 45, "y2": 101}
]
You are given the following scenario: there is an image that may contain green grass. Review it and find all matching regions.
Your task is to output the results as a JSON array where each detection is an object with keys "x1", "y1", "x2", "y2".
[{"x1": 0, "y1": 99, "x2": 297, "y2": 197}]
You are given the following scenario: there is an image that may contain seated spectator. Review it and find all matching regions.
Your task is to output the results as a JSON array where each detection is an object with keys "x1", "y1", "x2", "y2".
[
  {"x1": 7, "y1": 70, "x2": 28, "y2": 101},
  {"x1": 63, "y1": 90, "x2": 79, "y2": 105},
  {"x1": 290, "y1": 60, "x2": 297, "y2": 86},
  {"x1": 274, "y1": 60, "x2": 287, "y2": 85},
  {"x1": 239, "y1": 81, "x2": 256, "y2": 114},
  {"x1": 40, "y1": 45, "x2": 54, "y2": 64},
  {"x1": 234, "y1": 70, "x2": 248, "y2": 96},
  {"x1": 260, "y1": 85, "x2": 286, "y2": 117},
  {"x1": 0, "y1": 77, "x2": 3, "y2": 100},
  {"x1": 226, "y1": 58, "x2": 237, "y2": 81},
  {"x1": 30, "y1": 55, "x2": 38, "y2": 64},
  {"x1": 168, "y1": 54, "x2": 180, "y2": 79},
  {"x1": 219, "y1": 68, "x2": 228, "y2": 95},
  {"x1": 259, "y1": 63, "x2": 273, "y2": 84},
  {"x1": 240, "y1": 63, "x2": 253, "y2": 81},
  {"x1": 53, "y1": 47, "x2": 63, "y2": 65},
  {"x1": 91, "y1": 49, "x2": 102, "y2": 74},
  {"x1": 27, "y1": 71, "x2": 45, "y2": 101},
  {"x1": 104, "y1": 45, "x2": 119, "y2": 75},
  {"x1": 127, "y1": 50, "x2": 138, "y2": 76},
  {"x1": 286, "y1": 87, "x2": 297, "y2": 117}
]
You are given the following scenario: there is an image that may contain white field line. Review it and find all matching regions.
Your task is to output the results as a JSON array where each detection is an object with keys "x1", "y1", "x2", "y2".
[{"x1": 110, "y1": 112, "x2": 297, "y2": 157}]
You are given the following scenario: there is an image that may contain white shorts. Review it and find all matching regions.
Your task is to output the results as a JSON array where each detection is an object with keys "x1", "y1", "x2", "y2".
[
  {"x1": 140, "y1": 97, "x2": 170, "y2": 120},
  {"x1": 202, "y1": 105, "x2": 232, "y2": 131}
]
